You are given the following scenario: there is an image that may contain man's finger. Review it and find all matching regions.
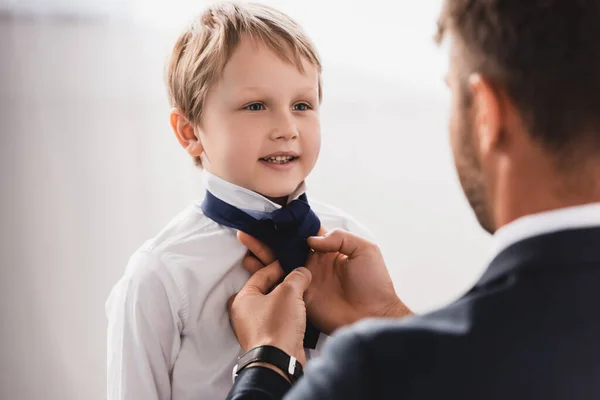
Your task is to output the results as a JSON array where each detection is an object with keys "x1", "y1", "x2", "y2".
[
  {"x1": 226, "y1": 293, "x2": 237, "y2": 313},
  {"x1": 317, "y1": 225, "x2": 328, "y2": 236},
  {"x1": 237, "y1": 231, "x2": 276, "y2": 265},
  {"x1": 242, "y1": 253, "x2": 266, "y2": 274},
  {"x1": 307, "y1": 228, "x2": 373, "y2": 258},
  {"x1": 244, "y1": 261, "x2": 285, "y2": 294},
  {"x1": 277, "y1": 267, "x2": 312, "y2": 296}
]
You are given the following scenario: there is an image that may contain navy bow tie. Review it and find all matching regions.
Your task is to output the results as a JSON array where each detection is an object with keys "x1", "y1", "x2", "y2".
[{"x1": 201, "y1": 190, "x2": 322, "y2": 349}]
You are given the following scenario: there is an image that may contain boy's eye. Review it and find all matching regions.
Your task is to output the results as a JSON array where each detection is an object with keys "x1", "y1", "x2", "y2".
[
  {"x1": 244, "y1": 103, "x2": 265, "y2": 111},
  {"x1": 293, "y1": 102, "x2": 311, "y2": 111}
]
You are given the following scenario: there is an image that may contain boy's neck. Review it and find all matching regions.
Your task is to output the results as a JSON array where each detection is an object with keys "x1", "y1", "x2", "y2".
[
  {"x1": 202, "y1": 171, "x2": 304, "y2": 208},
  {"x1": 265, "y1": 195, "x2": 289, "y2": 207}
]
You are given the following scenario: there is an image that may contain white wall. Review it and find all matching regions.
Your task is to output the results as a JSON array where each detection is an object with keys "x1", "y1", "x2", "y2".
[
  {"x1": 0, "y1": 2, "x2": 490, "y2": 399},
  {"x1": 0, "y1": 0, "x2": 130, "y2": 18}
]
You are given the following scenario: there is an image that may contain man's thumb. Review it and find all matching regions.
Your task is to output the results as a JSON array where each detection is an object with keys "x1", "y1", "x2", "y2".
[
  {"x1": 308, "y1": 228, "x2": 364, "y2": 257},
  {"x1": 282, "y1": 267, "x2": 312, "y2": 294}
]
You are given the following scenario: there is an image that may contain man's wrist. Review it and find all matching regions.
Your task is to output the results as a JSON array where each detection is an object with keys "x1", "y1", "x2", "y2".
[
  {"x1": 247, "y1": 362, "x2": 291, "y2": 384},
  {"x1": 244, "y1": 339, "x2": 305, "y2": 367},
  {"x1": 234, "y1": 345, "x2": 304, "y2": 384}
]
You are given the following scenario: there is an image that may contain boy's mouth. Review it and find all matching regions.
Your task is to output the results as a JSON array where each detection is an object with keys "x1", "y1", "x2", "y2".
[
  {"x1": 260, "y1": 155, "x2": 297, "y2": 164},
  {"x1": 259, "y1": 151, "x2": 299, "y2": 164}
]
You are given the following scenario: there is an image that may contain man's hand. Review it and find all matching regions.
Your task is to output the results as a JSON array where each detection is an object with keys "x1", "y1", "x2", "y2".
[
  {"x1": 305, "y1": 229, "x2": 412, "y2": 333},
  {"x1": 238, "y1": 229, "x2": 412, "y2": 336},
  {"x1": 227, "y1": 260, "x2": 312, "y2": 367}
]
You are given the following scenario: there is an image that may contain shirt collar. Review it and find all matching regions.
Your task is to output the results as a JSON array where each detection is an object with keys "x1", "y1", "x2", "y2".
[
  {"x1": 202, "y1": 171, "x2": 307, "y2": 215},
  {"x1": 490, "y1": 202, "x2": 600, "y2": 261}
]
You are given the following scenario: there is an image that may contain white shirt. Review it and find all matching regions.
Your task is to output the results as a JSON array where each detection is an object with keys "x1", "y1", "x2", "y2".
[
  {"x1": 490, "y1": 202, "x2": 600, "y2": 260},
  {"x1": 106, "y1": 172, "x2": 376, "y2": 400}
]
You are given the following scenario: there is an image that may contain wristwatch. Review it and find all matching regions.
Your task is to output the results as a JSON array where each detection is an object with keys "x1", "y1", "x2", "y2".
[{"x1": 232, "y1": 345, "x2": 304, "y2": 383}]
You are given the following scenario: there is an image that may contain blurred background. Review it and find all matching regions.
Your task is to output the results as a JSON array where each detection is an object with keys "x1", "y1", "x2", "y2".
[{"x1": 0, "y1": 0, "x2": 490, "y2": 398}]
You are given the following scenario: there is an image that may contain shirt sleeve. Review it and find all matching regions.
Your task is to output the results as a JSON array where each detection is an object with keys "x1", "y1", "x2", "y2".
[
  {"x1": 226, "y1": 367, "x2": 292, "y2": 400},
  {"x1": 106, "y1": 250, "x2": 183, "y2": 400}
]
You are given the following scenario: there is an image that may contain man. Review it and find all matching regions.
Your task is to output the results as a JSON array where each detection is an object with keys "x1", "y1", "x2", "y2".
[{"x1": 225, "y1": 0, "x2": 600, "y2": 398}]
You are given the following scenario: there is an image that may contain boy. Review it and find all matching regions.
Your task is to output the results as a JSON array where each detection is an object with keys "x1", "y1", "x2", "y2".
[{"x1": 106, "y1": 2, "x2": 376, "y2": 399}]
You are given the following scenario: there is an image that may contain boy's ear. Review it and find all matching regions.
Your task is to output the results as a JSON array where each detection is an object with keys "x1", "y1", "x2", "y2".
[{"x1": 170, "y1": 108, "x2": 204, "y2": 158}]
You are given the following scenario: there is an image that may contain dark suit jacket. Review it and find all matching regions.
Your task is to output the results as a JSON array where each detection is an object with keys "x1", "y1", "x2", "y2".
[{"x1": 227, "y1": 227, "x2": 600, "y2": 399}]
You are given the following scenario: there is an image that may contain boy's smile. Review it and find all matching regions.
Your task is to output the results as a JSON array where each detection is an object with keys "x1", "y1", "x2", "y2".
[{"x1": 259, "y1": 151, "x2": 300, "y2": 170}]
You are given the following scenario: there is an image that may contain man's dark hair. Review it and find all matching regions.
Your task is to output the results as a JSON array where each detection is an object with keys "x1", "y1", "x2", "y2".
[{"x1": 437, "y1": 0, "x2": 600, "y2": 158}]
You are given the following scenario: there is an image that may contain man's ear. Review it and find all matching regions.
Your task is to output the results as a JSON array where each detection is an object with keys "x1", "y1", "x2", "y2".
[
  {"x1": 468, "y1": 74, "x2": 503, "y2": 157},
  {"x1": 170, "y1": 108, "x2": 204, "y2": 158}
]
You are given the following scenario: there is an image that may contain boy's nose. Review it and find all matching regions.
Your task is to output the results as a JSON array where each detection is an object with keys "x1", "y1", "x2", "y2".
[
  {"x1": 271, "y1": 128, "x2": 298, "y2": 141},
  {"x1": 269, "y1": 113, "x2": 299, "y2": 141}
]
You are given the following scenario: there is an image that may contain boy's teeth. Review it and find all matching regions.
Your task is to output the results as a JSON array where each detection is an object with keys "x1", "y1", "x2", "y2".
[{"x1": 263, "y1": 155, "x2": 294, "y2": 163}]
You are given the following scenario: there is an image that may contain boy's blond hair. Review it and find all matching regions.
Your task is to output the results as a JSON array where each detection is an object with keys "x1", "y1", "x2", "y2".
[{"x1": 166, "y1": 2, "x2": 322, "y2": 167}]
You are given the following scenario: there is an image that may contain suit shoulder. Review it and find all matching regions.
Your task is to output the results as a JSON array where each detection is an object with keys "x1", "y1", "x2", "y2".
[
  {"x1": 336, "y1": 300, "x2": 474, "y2": 358},
  {"x1": 297, "y1": 305, "x2": 473, "y2": 400},
  {"x1": 362, "y1": 299, "x2": 472, "y2": 335}
]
